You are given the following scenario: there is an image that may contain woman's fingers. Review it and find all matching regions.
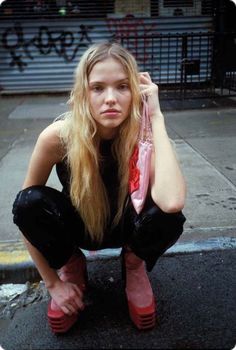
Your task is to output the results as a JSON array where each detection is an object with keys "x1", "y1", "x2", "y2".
[
  {"x1": 139, "y1": 73, "x2": 162, "y2": 116},
  {"x1": 61, "y1": 304, "x2": 78, "y2": 316},
  {"x1": 140, "y1": 71, "x2": 151, "y2": 78},
  {"x1": 139, "y1": 72, "x2": 153, "y2": 84},
  {"x1": 66, "y1": 284, "x2": 85, "y2": 312},
  {"x1": 140, "y1": 84, "x2": 158, "y2": 97},
  {"x1": 49, "y1": 280, "x2": 85, "y2": 315},
  {"x1": 73, "y1": 287, "x2": 85, "y2": 310},
  {"x1": 139, "y1": 73, "x2": 158, "y2": 93},
  {"x1": 73, "y1": 283, "x2": 83, "y2": 299},
  {"x1": 61, "y1": 296, "x2": 84, "y2": 315}
]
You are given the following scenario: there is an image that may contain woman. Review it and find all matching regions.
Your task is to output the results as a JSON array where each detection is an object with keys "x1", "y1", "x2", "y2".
[{"x1": 12, "y1": 42, "x2": 186, "y2": 333}]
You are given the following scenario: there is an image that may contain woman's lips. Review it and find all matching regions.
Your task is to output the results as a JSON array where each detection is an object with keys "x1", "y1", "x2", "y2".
[{"x1": 102, "y1": 110, "x2": 121, "y2": 116}]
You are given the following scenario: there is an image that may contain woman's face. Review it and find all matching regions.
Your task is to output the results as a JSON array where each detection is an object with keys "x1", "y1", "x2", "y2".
[{"x1": 88, "y1": 57, "x2": 132, "y2": 139}]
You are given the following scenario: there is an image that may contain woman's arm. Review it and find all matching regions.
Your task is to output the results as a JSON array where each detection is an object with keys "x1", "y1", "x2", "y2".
[
  {"x1": 23, "y1": 237, "x2": 84, "y2": 315},
  {"x1": 139, "y1": 72, "x2": 186, "y2": 213},
  {"x1": 150, "y1": 116, "x2": 186, "y2": 212},
  {"x1": 22, "y1": 121, "x2": 64, "y2": 189},
  {"x1": 20, "y1": 121, "x2": 84, "y2": 315}
]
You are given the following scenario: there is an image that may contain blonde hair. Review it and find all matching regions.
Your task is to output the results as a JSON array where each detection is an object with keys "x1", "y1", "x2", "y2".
[{"x1": 60, "y1": 42, "x2": 141, "y2": 243}]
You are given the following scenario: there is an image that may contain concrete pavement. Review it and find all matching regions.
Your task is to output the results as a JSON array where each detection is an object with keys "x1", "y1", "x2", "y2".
[
  {"x1": 0, "y1": 93, "x2": 236, "y2": 283},
  {"x1": 1, "y1": 249, "x2": 236, "y2": 349}
]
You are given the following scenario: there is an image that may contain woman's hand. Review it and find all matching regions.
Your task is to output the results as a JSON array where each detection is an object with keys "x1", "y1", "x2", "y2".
[
  {"x1": 48, "y1": 279, "x2": 84, "y2": 316},
  {"x1": 139, "y1": 72, "x2": 162, "y2": 120}
]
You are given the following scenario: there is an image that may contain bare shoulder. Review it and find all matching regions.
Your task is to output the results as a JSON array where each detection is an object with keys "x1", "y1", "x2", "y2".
[
  {"x1": 37, "y1": 120, "x2": 66, "y2": 162},
  {"x1": 39, "y1": 119, "x2": 64, "y2": 139}
]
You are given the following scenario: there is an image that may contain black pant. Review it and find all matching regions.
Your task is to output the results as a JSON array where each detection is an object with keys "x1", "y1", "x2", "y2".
[{"x1": 12, "y1": 185, "x2": 186, "y2": 271}]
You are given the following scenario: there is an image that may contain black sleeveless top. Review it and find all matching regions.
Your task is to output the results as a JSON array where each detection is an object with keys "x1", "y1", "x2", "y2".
[{"x1": 56, "y1": 139, "x2": 119, "y2": 223}]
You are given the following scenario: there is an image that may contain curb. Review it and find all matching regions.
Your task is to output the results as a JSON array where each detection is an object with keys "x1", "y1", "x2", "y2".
[
  {"x1": 1, "y1": 237, "x2": 236, "y2": 283},
  {"x1": 0, "y1": 241, "x2": 40, "y2": 283}
]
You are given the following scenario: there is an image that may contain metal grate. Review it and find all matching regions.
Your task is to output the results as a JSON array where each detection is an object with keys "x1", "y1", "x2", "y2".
[
  {"x1": 201, "y1": 0, "x2": 214, "y2": 16},
  {"x1": 0, "y1": 0, "x2": 114, "y2": 19},
  {"x1": 120, "y1": 32, "x2": 236, "y2": 99},
  {"x1": 163, "y1": 0, "x2": 194, "y2": 8},
  {"x1": 0, "y1": 0, "x2": 214, "y2": 19}
]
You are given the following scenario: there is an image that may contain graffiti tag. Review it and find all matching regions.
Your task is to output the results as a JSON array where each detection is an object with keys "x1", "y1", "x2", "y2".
[
  {"x1": 107, "y1": 16, "x2": 157, "y2": 62},
  {"x1": 2, "y1": 23, "x2": 93, "y2": 71}
]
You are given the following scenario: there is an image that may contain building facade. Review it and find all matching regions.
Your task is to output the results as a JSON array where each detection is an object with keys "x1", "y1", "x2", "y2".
[{"x1": 0, "y1": 0, "x2": 235, "y2": 95}]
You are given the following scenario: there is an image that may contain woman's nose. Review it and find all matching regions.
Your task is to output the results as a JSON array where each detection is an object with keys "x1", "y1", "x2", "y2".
[{"x1": 105, "y1": 88, "x2": 117, "y2": 104}]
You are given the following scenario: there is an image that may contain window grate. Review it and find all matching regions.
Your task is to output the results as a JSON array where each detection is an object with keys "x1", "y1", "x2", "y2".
[{"x1": 0, "y1": 0, "x2": 215, "y2": 19}]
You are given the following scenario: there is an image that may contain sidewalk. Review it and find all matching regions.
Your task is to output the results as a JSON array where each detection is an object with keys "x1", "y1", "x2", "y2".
[{"x1": 1, "y1": 93, "x2": 236, "y2": 283}]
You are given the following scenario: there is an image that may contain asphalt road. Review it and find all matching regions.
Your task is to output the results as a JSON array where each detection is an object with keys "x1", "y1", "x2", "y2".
[{"x1": 0, "y1": 249, "x2": 235, "y2": 350}]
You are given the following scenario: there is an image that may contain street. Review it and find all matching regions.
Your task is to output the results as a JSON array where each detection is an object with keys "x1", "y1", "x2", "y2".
[
  {"x1": 1, "y1": 95, "x2": 236, "y2": 349},
  {"x1": 0, "y1": 249, "x2": 235, "y2": 349}
]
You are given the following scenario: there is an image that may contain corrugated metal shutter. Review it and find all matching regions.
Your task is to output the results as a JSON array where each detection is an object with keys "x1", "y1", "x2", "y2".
[{"x1": 0, "y1": 16, "x2": 214, "y2": 93}]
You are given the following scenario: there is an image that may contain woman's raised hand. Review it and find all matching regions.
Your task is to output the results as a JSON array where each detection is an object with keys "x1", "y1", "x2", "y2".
[{"x1": 139, "y1": 72, "x2": 162, "y2": 120}]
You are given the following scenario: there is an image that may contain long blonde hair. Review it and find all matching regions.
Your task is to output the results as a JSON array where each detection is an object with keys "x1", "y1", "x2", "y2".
[{"x1": 60, "y1": 42, "x2": 141, "y2": 243}]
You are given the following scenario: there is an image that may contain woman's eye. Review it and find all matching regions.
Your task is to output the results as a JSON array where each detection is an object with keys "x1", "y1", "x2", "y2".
[
  {"x1": 118, "y1": 84, "x2": 129, "y2": 90},
  {"x1": 92, "y1": 86, "x2": 103, "y2": 92}
]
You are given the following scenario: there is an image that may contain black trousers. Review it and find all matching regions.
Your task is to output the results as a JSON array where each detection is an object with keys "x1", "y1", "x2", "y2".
[{"x1": 12, "y1": 185, "x2": 186, "y2": 271}]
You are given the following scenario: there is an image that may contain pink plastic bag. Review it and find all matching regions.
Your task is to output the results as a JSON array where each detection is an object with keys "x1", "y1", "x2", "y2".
[{"x1": 129, "y1": 99, "x2": 153, "y2": 214}]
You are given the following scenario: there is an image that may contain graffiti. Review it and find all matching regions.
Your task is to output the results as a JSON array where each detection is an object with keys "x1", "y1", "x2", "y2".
[
  {"x1": 107, "y1": 16, "x2": 157, "y2": 62},
  {"x1": 2, "y1": 23, "x2": 93, "y2": 71}
]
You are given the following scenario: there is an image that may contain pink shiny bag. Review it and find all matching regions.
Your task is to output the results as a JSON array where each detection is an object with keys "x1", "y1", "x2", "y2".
[{"x1": 129, "y1": 99, "x2": 153, "y2": 214}]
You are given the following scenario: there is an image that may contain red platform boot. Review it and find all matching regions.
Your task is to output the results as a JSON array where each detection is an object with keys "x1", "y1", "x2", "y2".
[
  {"x1": 47, "y1": 250, "x2": 87, "y2": 333},
  {"x1": 123, "y1": 249, "x2": 156, "y2": 330}
]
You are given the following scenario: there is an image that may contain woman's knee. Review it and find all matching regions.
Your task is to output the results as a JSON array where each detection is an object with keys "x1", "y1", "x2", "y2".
[
  {"x1": 127, "y1": 202, "x2": 186, "y2": 270},
  {"x1": 12, "y1": 185, "x2": 62, "y2": 227},
  {"x1": 13, "y1": 186, "x2": 45, "y2": 221},
  {"x1": 136, "y1": 196, "x2": 185, "y2": 229}
]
